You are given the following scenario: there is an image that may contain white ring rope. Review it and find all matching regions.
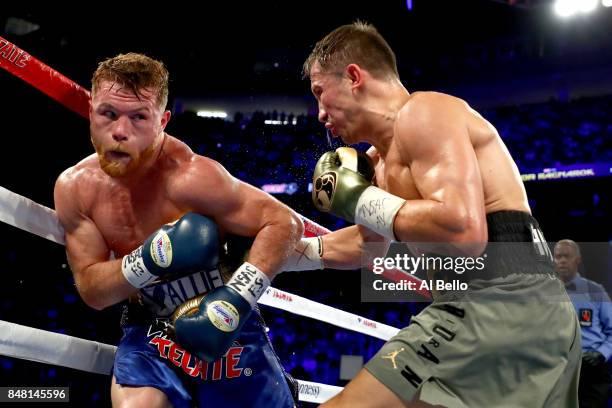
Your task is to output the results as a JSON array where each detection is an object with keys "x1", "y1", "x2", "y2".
[
  {"x1": 0, "y1": 37, "x2": 407, "y2": 403},
  {"x1": 0, "y1": 320, "x2": 342, "y2": 403},
  {"x1": 0, "y1": 186, "x2": 65, "y2": 245},
  {"x1": 0, "y1": 320, "x2": 115, "y2": 375},
  {"x1": 0, "y1": 184, "x2": 403, "y2": 403},
  {"x1": 0, "y1": 185, "x2": 399, "y2": 340},
  {"x1": 260, "y1": 287, "x2": 399, "y2": 341}
]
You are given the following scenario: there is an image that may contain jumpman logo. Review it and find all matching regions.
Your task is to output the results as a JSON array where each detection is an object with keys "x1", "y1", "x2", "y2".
[{"x1": 382, "y1": 348, "x2": 404, "y2": 369}]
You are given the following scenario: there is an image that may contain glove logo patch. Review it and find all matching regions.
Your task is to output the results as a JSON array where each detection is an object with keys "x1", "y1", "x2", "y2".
[
  {"x1": 150, "y1": 231, "x2": 173, "y2": 268},
  {"x1": 313, "y1": 171, "x2": 336, "y2": 211},
  {"x1": 207, "y1": 300, "x2": 240, "y2": 332}
]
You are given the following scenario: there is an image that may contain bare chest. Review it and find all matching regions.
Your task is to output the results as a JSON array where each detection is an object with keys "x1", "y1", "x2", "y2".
[
  {"x1": 90, "y1": 183, "x2": 183, "y2": 256},
  {"x1": 374, "y1": 149, "x2": 421, "y2": 200}
]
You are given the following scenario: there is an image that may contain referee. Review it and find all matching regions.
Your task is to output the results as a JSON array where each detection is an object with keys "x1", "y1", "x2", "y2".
[{"x1": 555, "y1": 239, "x2": 612, "y2": 408}]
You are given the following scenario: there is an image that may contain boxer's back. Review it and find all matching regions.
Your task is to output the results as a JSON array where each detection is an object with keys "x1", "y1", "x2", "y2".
[{"x1": 465, "y1": 99, "x2": 530, "y2": 214}]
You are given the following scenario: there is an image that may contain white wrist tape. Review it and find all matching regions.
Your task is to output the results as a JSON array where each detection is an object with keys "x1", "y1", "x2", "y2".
[
  {"x1": 121, "y1": 246, "x2": 156, "y2": 288},
  {"x1": 282, "y1": 236, "x2": 324, "y2": 272},
  {"x1": 354, "y1": 186, "x2": 406, "y2": 240},
  {"x1": 226, "y1": 262, "x2": 271, "y2": 308}
]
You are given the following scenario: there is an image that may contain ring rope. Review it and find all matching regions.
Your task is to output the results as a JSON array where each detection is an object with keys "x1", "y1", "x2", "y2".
[
  {"x1": 0, "y1": 34, "x2": 431, "y2": 300},
  {"x1": 0, "y1": 320, "x2": 342, "y2": 403},
  {"x1": 0, "y1": 184, "x2": 399, "y2": 339},
  {"x1": 0, "y1": 35, "x2": 435, "y2": 404}
]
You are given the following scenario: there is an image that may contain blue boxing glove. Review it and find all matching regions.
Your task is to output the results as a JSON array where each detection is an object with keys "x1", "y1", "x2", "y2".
[
  {"x1": 173, "y1": 262, "x2": 271, "y2": 362},
  {"x1": 121, "y1": 212, "x2": 220, "y2": 288}
]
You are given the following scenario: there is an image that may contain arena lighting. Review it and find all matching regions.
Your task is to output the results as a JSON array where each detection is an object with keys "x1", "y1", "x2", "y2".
[
  {"x1": 578, "y1": 0, "x2": 599, "y2": 12},
  {"x1": 554, "y1": 0, "x2": 577, "y2": 17},
  {"x1": 603, "y1": 0, "x2": 612, "y2": 7},
  {"x1": 196, "y1": 110, "x2": 227, "y2": 118},
  {"x1": 554, "y1": 0, "x2": 598, "y2": 17},
  {"x1": 261, "y1": 183, "x2": 299, "y2": 195},
  {"x1": 264, "y1": 118, "x2": 298, "y2": 125}
]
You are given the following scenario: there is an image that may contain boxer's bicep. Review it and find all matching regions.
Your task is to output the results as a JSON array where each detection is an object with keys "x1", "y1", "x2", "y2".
[
  {"x1": 178, "y1": 157, "x2": 274, "y2": 236},
  {"x1": 214, "y1": 179, "x2": 279, "y2": 237},
  {"x1": 64, "y1": 217, "x2": 111, "y2": 277},
  {"x1": 396, "y1": 100, "x2": 486, "y2": 241},
  {"x1": 54, "y1": 175, "x2": 110, "y2": 277},
  {"x1": 410, "y1": 125, "x2": 483, "y2": 213}
]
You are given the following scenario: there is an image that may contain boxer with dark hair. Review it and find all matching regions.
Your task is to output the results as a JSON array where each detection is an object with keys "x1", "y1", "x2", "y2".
[{"x1": 302, "y1": 22, "x2": 580, "y2": 408}]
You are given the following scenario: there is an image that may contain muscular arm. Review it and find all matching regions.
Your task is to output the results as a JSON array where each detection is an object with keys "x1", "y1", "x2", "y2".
[
  {"x1": 175, "y1": 157, "x2": 304, "y2": 278},
  {"x1": 313, "y1": 148, "x2": 389, "y2": 270},
  {"x1": 54, "y1": 171, "x2": 137, "y2": 310},
  {"x1": 392, "y1": 96, "x2": 487, "y2": 252},
  {"x1": 320, "y1": 225, "x2": 389, "y2": 270}
]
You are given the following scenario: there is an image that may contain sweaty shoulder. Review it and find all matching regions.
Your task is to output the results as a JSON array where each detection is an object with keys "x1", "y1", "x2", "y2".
[
  {"x1": 166, "y1": 141, "x2": 235, "y2": 208},
  {"x1": 163, "y1": 136, "x2": 222, "y2": 184},
  {"x1": 54, "y1": 154, "x2": 106, "y2": 227},
  {"x1": 55, "y1": 155, "x2": 107, "y2": 201},
  {"x1": 397, "y1": 92, "x2": 468, "y2": 130},
  {"x1": 394, "y1": 92, "x2": 471, "y2": 153},
  {"x1": 397, "y1": 92, "x2": 495, "y2": 144}
]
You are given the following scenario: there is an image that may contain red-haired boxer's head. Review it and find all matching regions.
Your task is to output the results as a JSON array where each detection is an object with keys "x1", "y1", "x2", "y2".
[{"x1": 89, "y1": 53, "x2": 171, "y2": 178}]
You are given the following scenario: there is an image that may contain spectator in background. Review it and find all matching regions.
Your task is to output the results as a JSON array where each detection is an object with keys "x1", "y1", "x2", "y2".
[{"x1": 555, "y1": 239, "x2": 612, "y2": 408}]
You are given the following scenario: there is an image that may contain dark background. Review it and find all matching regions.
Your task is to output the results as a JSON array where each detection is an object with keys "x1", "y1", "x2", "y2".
[{"x1": 0, "y1": 1, "x2": 610, "y2": 406}]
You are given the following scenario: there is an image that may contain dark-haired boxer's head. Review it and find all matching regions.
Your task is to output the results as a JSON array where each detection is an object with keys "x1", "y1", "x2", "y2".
[{"x1": 305, "y1": 21, "x2": 402, "y2": 145}]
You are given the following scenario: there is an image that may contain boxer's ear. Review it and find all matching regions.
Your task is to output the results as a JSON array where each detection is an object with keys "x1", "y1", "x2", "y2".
[
  {"x1": 160, "y1": 110, "x2": 171, "y2": 130},
  {"x1": 346, "y1": 64, "x2": 363, "y2": 90}
]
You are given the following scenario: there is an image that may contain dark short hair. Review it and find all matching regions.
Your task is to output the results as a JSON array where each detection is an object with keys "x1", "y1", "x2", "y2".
[
  {"x1": 303, "y1": 21, "x2": 399, "y2": 80},
  {"x1": 555, "y1": 239, "x2": 582, "y2": 257}
]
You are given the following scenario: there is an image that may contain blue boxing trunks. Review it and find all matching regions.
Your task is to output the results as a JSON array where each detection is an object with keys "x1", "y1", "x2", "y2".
[{"x1": 113, "y1": 269, "x2": 297, "y2": 408}]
